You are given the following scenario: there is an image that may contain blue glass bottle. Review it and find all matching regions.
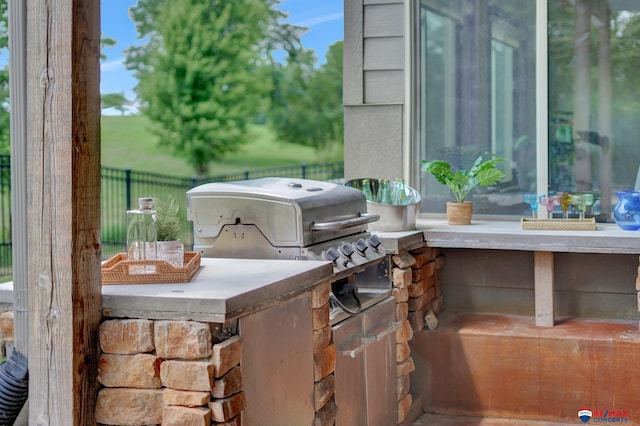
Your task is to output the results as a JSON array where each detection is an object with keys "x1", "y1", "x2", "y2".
[{"x1": 613, "y1": 190, "x2": 640, "y2": 230}]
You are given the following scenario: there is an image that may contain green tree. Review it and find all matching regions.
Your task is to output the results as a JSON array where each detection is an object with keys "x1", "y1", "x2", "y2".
[
  {"x1": 0, "y1": 24, "x2": 115, "y2": 152},
  {"x1": 125, "y1": 0, "x2": 303, "y2": 175},
  {"x1": 269, "y1": 41, "x2": 344, "y2": 154},
  {"x1": 311, "y1": 42, "x2": 344, "y2": 150},
  {"x1": 100, "y1": 35, "x2": 117, "y2": 61},
  {"x1": 101, "y1": 92, "x2": 131, "y2": 115}
]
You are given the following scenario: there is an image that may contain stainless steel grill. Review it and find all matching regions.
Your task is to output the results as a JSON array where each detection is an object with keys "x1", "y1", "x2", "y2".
[{"x1": 186, "y1": 177, "x2": 392, "y2": 323}]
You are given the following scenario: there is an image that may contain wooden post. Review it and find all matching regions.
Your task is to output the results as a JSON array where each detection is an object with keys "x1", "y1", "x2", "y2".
[
  {"x1": 534, "y1": 251, "x2": 555, "y2": 327},
  {"x1": 26, "y1": 0, "x2": 102, "y2": 423}
]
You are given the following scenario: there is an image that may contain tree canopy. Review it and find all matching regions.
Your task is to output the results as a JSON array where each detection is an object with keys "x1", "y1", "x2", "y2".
[
  {"x1": 101, "y1": 92, "x2": 132, "y2": 115},
  {"x1": 269, "y1": 41, "x2": 344, "y2": 154},
  {"x1": 125, "y1": 0, "x2": 305, "y2": 175}
]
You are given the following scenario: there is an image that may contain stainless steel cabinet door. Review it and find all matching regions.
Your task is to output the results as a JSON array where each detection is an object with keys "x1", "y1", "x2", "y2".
[
  {"x1": 363, "y1": 298, "x2": 397, "y2": 426},
  {"x1": 334, "y1": 312, "x2": 367, "y2": 426},
  {"x1": 240, "y1": 291, "x2": 315, "y2": 425},
  {"x1": 334, "y1": 297, "x2": 397, "y2": 426}
]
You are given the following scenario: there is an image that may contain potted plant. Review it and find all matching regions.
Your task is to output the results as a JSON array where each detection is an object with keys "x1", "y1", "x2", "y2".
[
  {"x1": 154, "y1": 195, "x2": 184, "y2": 267},
  {"x1": 421, "y1": 154, "x2": 505, "y2": 225}
]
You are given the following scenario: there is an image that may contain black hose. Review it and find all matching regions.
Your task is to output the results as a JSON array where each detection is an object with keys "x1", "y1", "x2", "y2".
[{"x1": 0, "y1": 349, "x2": 28, "y2": 426}]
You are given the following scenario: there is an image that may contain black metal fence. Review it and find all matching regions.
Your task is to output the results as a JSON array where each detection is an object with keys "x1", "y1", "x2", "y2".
[
  {"x1": 0, "y1": 156, "x2": 10, "y2": 279},
  {"x1": 0, "y1": 155, "x2": 344, "y2": 278}
]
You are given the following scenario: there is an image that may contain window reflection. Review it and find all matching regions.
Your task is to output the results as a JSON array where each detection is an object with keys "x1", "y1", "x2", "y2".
[
  {"x1": 417, "y1": 0, "x2": 537, "y2": 216},
  {"x1": 549, "y1": 0, "x2": 640, "y2": 220},
  {"x1": 417, "y1": 0, "x2": 640, "y2": 221}
]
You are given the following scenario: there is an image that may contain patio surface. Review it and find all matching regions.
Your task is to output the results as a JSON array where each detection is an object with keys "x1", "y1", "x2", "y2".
[{"x1": 413, "y1": 413, "x2": 577, "y2": 425}]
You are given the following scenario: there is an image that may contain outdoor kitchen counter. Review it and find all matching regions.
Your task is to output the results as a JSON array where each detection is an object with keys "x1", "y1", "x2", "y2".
[
  {"x1": 373, "y1": 220, "x2": 640, "y2": 255},
  {"x1": 414, "y1": 218, "x2": 640, "y2": 254},
  {"x1": 0, "y1": 257, "x2": 334, "y2": 323},
  {"x1": 374, "y1": 219, "x2": 640, "y2": 327}
]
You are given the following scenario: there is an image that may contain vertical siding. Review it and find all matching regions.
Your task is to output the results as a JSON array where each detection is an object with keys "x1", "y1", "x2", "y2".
[
  {"x1": 343, "y1": 0, "x2": 409, "y2": 179},
  {"x1": 363, "y1": 4, "x2": 404, "y2": 38},
  {"x1": 364, "y1": 71, "x2": 405, "y2": 104},
  {"x1": 344, "y1": 0, "x2": 364, "y2": 106},
  {"x1": 363, "y1": 37, "x2": 404, "y2": 70},
  {"x1": 344, "y1": 0, "x2": 406, "y2": 106}
]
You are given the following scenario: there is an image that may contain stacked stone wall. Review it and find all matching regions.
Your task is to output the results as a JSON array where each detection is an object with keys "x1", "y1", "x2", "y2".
[
  {"x1": 96, "y1": 318, "x2": 244, "y2": 425},
  {"x1": 0, "y1": 310, "x2": 14, "y2": 359},
  {"x1": 312, "y1": 281, "x2": 337, "y2": 425},
  {"x1": 390, "y1": 246, "x2": 444, "y2": 425}
]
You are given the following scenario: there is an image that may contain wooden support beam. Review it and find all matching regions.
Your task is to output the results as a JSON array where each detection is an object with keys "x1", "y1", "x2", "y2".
[
  {"x1": 26, "y1": 0, "x2": 102, "y2": 423},
  {"x1": 534, "y1": 251, "x2": 555, "y2": 327}
]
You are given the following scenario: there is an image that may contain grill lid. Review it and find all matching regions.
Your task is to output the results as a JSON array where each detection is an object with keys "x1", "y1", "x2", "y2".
[{"x1": 187, "y1": 177, "x2": 379, "y2": 249}]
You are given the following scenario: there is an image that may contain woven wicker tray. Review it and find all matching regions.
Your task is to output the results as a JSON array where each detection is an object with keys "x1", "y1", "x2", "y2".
[
  {"x1": 521, "y1": 217, "x2": 596, "y2": 231},
  {"x1": 101, "y1": 251, "x2": 202, "y2": 285}
]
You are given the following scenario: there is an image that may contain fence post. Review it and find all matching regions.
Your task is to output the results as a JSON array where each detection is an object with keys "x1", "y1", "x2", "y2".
[
  {"x1": 302, "y1": 163, "x2": 307, "y2": 179},
  {"x1": 244, "y1": 170, "x2": 249, "y2": 180},
  {"x1": 125, "y1": 168, "x2": 132, "y2": 210}
]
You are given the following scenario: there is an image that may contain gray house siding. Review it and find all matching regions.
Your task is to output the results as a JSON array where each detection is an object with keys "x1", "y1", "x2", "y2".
[
  {"x1": 343, "y1": 0, "x2": 408, "y2": 181},
  {"x1": 344, "y1": 105, "x2": 404, "y2": 179}
]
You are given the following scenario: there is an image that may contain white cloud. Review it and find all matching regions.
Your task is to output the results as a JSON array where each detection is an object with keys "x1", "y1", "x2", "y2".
[
  {"x1": 101, "y1": 57, "x2": 125, "y2": 72},
  {"x1": 295, "y1": 12, "x2": 343, "y2": 28}
]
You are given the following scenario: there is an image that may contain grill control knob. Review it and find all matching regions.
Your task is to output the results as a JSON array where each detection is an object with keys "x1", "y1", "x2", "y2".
[
  {"x1": 340, "y1": 243, "x2": 354, "y2": 258},
  {"x1": 355, "y1": 239, "x2": 369, "y2": 256},
  {"x1": 369, "y1": 235, "x2": 382, "y2": 250},
  {"x1": 325, "y1": 247, "x2": 341, "y2": 263}
]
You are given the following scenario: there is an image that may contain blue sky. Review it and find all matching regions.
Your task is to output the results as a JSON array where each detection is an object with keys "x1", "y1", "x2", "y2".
[{"x1": 100, "y1": 0, "x2": 344, "y2": 102}]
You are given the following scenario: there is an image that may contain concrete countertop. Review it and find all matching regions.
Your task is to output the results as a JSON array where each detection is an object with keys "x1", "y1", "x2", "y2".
[
  {"x1": 372, "y1": 229, "x2": 425, "y2": 254},
  {"x1": 417, "y1": 218, "x2": 640, "y2": 254},
  {"x1": 0, "y1": 258, "x2": 333, "y2": 323},
  {"x1": 372, "y1": 219, "x2": 640, "y2": 255}
]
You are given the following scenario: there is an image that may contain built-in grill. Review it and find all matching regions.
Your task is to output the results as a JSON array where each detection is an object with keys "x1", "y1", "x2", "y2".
[
  {"x1": 187, "y1": 177, "x2": 398, "y2": 425},
  {"x1": 186, "y1": 177, "x2": 392, "y2": 324}
]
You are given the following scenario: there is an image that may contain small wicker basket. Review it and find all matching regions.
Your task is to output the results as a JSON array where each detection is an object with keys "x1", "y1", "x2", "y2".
[
  {"x1": 521, "y1": 217, "x2": 596, "y2": 231},
  {"x1": 101, "y1": 251, "x2": 202, "y2": 285}
]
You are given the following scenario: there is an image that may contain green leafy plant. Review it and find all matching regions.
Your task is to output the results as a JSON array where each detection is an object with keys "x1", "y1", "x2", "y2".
[
  {"x1": 154, "y1": 195, "x2": 182, "y2": 241},
  {"x1": 421, "y1": 155, "x2": 506, "y2": 203}
]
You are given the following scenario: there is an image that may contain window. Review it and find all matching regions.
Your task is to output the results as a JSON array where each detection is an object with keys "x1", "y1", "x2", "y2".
[{"x1": 415, "y1": 0, "x2": 640, "y2": 221}]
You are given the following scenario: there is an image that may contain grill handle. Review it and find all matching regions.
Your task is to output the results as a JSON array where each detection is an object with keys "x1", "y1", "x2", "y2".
[{"x1": 311, "y1": 213, "x2": 380, "y2": 231}]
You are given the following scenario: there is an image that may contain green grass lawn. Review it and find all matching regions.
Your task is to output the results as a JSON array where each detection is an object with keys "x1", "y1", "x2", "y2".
[{"x1": 101, "y1": 115, "x2": 343, "y2": 177}]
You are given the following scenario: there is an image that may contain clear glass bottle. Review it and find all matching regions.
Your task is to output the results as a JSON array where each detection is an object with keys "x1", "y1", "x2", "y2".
[
  {"x1": 126, "y1": 197, "x2": 157, "y2": 264},
  {"x1": 362, "y1": 178, "x2": 374, "y2": 202},
  {"x1": 392, "y1": 178, "x2": 407, "y2": 205},
  {"x1": 377, "y1": 179, "x2": 392, "y2": 204}
]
